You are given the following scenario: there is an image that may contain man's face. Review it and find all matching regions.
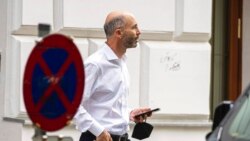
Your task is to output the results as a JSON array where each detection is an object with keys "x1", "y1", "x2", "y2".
[{"x1": 121, "y1": 16, "x2": 141, "y2": 48}]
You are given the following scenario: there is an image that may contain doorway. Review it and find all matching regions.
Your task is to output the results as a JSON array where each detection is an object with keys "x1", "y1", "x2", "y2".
[{"x1": 211, "y1": 0, "x2": 242, "y2": 117}]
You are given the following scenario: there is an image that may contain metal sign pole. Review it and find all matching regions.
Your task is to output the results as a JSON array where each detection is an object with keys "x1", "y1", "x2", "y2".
[
  {"x1": 38, "y1": 23, "x2": 51, "y2": 37},
  {"x1": 32, "y1": 23, "x2": 51, "y2": 141},
  {"x1": 32, "y1": 125, "x2": 46, "y2": 141}
]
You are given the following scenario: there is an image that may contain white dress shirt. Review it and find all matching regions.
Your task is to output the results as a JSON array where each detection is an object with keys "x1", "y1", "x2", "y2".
[{"x1": 73, "y1": 43, "x2": 131, "y2": 137}]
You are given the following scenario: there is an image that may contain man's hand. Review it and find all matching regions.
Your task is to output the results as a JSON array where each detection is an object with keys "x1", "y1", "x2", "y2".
[
  {"x1": 96, "y1": 130, "x2": 112, "y2": 141},
  {"x1": 130, "y1": 107, "x2": 151, "y2": 123}
]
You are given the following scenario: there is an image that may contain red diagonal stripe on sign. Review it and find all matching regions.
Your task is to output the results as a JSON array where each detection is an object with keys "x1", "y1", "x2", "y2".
[{"x1": 34, "y1": 51, "x2": 75, "y2": 112}]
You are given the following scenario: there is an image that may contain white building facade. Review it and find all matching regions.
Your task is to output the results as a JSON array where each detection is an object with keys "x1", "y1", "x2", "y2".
[{"x1": 0, "y1": 0, "x2": 212, "y2": 141}]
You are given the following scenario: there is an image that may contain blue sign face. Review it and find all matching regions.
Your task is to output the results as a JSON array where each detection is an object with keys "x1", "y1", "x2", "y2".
[
  {"x1": 23, "y1": 34, "x2": 85, "y2": 131},
  {"x1": 32, "y1": 48, "x2": 77, "y2": 118}
]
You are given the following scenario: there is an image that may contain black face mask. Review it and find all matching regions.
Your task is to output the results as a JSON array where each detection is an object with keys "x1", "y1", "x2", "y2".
[{"x1": 132, "y1": 122, "x2": 153, "y2": 140}]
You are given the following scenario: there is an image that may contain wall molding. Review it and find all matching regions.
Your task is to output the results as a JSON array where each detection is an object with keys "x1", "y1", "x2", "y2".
[
  {"x1": 174, "y1": 32, "x2": 211, "y2": 42},
  {"x1": 12, "y1": 25, "x2": 174, "y2": 41},
  {"x1": 12, "y1": 25, "x2": 211, "y2": 42},
  {"x1": 16, "y1": 112, "x2": 211, "y2": 128}
]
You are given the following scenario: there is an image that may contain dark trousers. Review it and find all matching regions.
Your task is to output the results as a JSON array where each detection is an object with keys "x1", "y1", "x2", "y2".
[
  {"x1": 80, "y1": 131, "x2": 95, "y2": 141},
  {"x1": 79, "y1": 131, "x2": 130, "y2": 141}
]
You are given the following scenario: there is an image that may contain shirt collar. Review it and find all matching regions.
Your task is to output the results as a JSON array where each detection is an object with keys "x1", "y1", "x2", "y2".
[{"x1": 103, "y1": 43, "x2": 127, "y2": 61}]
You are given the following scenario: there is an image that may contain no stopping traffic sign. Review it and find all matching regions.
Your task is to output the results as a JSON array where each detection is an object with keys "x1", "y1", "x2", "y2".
[{"x1": 23, "y1": 34, "x2": 85, "y2": 131}]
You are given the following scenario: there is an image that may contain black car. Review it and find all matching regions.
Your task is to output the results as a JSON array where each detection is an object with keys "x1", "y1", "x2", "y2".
[{"x1": 207, "y1": 84, "x2": 250, "y2": 141}]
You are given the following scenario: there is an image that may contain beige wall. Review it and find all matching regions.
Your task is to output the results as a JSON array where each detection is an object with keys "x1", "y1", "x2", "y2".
[
  {"x1": 0, "y1": 0, "x2": 212, "y2": 141},
  {"x1": 242, "y1": 0, "x2": 250, "y2": 91}
]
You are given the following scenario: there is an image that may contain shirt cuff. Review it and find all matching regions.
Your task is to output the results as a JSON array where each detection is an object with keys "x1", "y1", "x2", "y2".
[{"x1": 88, "y1": 120, "x2": 105, "y2": 137}]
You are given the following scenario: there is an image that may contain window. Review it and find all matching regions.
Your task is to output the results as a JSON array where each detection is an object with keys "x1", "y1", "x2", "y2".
[
  {"x1": 228, "y1": 96, "x2": 250, "y2": 140},
  {"x1": 220, "y1": 89, "x2": 250, "y2": 141}
]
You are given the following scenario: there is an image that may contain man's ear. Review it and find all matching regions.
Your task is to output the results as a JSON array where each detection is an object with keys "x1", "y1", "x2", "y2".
[{"x1": 115, "y1": 28, "x2": 123, "y2": 39}]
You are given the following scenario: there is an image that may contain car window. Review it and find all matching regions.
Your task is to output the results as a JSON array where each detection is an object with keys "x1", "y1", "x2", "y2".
[
  {"x1": 229, "y1": 96, "x2": 250, "y2": 139},
  {"x1": 221, "y1": 93, "x2": 250, "y2": 141}
]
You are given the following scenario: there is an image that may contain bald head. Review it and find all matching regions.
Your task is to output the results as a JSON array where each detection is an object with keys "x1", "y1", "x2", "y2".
[
  {"x1": 105, "y1": 11, "x2": 133, "y2": 24},
  {"x1": 104, "y1": 11, "x2": 134, "y2": 38}
]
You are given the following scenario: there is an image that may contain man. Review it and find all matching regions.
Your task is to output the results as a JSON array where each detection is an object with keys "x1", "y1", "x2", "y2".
[{"x1": 74, "y1": 11, "x2": 151, "y2": 141}]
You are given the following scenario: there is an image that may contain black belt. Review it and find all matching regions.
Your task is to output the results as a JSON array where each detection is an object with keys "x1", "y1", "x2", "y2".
[
  {"x1": 110, "y1": 133, "x2": 130, "y2": 141},
  {"x1": 81, "y1": 131, "x2": 130, "y2": 141}
]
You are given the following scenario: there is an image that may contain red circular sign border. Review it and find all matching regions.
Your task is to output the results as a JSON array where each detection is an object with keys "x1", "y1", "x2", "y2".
[{"x1": 23, "y1": 34, "x2": 85, "y2": 131}]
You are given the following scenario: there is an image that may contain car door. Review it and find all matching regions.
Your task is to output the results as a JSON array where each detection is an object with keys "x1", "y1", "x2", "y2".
[
  {"x1": 207, "y1": 85, "x2": 250, "y2": 141},
  {"x1": 220, "y1": 88, "x2": 250, "y2": 141}
]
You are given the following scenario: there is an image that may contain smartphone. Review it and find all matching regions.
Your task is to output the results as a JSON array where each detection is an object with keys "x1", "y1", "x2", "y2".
[{"x1": 134, "y1": 108, "x2": 160, "y2": 118}]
